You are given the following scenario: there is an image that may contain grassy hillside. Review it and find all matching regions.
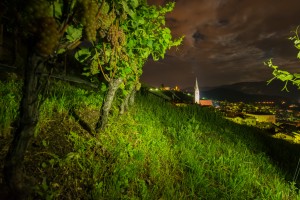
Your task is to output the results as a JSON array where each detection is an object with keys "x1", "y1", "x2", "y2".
[{"x1": 0, "y1": 79, "x2": 300, "y2": 199}]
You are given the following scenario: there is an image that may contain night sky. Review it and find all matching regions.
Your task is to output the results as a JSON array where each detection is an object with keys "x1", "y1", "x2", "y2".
[{"x1": 141, "y1": 0, "x2": 300, "y2": 89}]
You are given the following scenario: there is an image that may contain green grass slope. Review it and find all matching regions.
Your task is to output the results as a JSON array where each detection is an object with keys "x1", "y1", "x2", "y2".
[{"x1": 0, "y1": 80, "x2": 300, "y2": 199}]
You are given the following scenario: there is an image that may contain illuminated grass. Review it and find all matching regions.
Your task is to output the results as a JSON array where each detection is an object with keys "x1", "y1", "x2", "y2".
[{"x1": 0, "y1": 81, "x2": 299, "y2": 199}]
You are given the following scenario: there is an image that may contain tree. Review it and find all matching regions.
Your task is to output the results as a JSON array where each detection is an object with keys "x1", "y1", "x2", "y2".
[
  {"x1": 75, "y1": 2, "x2": 182, "y2": 132},
  {"x1": 1, "y1": 0, "x2": 181, "y2": 198},
  {"x1": 265, "y1": 26, "x2": 300, "y2": 91},
  {"x1": 2, "y1": 0, "x2": 112, "y2": 197}
]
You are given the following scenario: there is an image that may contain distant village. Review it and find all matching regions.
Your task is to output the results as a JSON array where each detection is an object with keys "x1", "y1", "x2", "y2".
[{"x1": 148, "y1": 78, "x2": 300, "y2": 144}]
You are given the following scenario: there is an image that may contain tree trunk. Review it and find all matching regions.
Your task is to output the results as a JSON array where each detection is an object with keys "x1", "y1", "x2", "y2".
[
  {"x1": 120, "y1": 85, "x2": 137, "y2": 115},
  {"x1": 95, "y1": 78, "x2": 122, "y2": 132},
  {"x1": 4, "y1": 53, "x2": 46, "y2": 199},
  {"x1": 120, "y1": 87, "x2": 132, "y2": 115},
  {"x1": 128, "y1": 87, "x2": 137, "y2": 106}
]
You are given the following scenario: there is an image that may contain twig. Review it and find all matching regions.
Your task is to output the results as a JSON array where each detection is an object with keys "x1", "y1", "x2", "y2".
[{"x1": 95, "y1": 47, "x2": 110, "y2": 82}]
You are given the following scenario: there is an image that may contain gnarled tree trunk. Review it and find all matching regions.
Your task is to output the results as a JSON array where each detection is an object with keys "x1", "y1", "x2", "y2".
[
  {"x1": 120, "y1": 92, "x2": 130, "y2": 115},
  {"x1": 95, "y1": 78, "x2": 122, "y2": 132},
  {"x1": 128, "y1": 87, "x2": 137, "y2": 106},
  {"x1": 120, "y1": 87, "x2": 132, "y2": 115},
  {"x1": 120, "y1": 85, "x2": 137, "y2": 115},
  {"x1": 4, "y1": 53, "x2": 46, "y2": 199}
]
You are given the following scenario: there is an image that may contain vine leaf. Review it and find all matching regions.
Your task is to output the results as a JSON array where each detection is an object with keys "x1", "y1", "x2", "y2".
[
  {"x1": 75, "y1": 48, "x2": 91, "y2": 63},
  {"x1": 130, "y1": 0, "x2": 139, "y2": 9},
  {"x1": 66, "y1": 25, "x2": 82, "y2": 42}
]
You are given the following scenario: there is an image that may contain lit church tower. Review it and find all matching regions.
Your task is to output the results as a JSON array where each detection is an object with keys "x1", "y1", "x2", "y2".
[{"x1": 194, "y1": 78, "x2": 200, "y2": 104}]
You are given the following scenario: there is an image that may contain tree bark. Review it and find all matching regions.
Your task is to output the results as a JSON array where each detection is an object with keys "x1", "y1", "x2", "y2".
[
  {"x1": 95, "y1": 78, "x2": 122, "y2": 132},
  {"x1": 128, "y1": 87, "x2": 137, "y2": 106},
  {"x1": 4, "y1": 53, "x2": 46, "y2": 199},
  {"x1": 120, "y1": 87, "x2": 132, "y2": 115},
  {"x1": 120, "y1": 85, "x2": 137, "y2": 115}
]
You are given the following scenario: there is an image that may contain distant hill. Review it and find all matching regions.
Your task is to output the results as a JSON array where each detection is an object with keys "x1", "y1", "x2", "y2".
[
  {"x1": 201, "y1": 88, "x2": 288, "y2": 103},
  {"x1": 182, "y1": 80, "x2": 300, "y2": 103},
  {"x1": 220, "y1": 80, "x2": 300, "y2": 100}
]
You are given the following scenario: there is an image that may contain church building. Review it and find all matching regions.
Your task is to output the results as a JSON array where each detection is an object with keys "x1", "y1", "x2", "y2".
[
  {"x1": 194, "y1": 78, "x2": 200, "y2": 104},
  {"x1": 194, "y1": 78, "x2": 213, "y2": 106}
]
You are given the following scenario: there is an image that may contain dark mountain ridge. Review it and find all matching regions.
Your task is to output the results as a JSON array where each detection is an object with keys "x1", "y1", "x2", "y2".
[{"x1": 184, "y1": 80, "x2": 300, "y2": 103}]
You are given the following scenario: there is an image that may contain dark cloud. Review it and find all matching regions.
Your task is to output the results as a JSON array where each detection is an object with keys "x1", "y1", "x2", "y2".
[
  {"x1": 192, "y1": 31, "x2": 205, "y2": 42},
  {"x1": 142, "y1": 0, "x2": 300, "y2": 89}
]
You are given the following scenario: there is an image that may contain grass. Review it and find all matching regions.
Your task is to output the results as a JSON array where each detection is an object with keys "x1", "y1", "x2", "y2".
[
  {"x1": 0, "y1": 76, "x2": 21, "y2": 138},
  {"x1": 0, "y1": 78, "x2": 300, "y2": 199}
]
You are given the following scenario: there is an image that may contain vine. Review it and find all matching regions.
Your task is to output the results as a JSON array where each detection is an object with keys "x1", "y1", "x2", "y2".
[
  {"x1": 1, "y1": 0, "x2": 182, "y2": 197},
  {"x1": 265, "y1": 26, "x2": 300, "y2": 91}
]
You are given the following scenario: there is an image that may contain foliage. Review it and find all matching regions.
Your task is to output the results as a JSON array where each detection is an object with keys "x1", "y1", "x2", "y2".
[
  {"x1": 265, "y1": 26, "x2": 300, "y2": 91},
  {"x1": 74, "y1": 1, "x2": 182, "y2": 96}
]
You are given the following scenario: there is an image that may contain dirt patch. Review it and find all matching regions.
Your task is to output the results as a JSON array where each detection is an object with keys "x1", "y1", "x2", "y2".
[{"x1": 0, "y1": 108, "x2": 99, "y2": 198}]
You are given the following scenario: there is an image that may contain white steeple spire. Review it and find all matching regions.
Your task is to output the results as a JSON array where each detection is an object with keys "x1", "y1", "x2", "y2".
[{"x1": 194, "y1": 77, "x2": 200, "y2": 104}]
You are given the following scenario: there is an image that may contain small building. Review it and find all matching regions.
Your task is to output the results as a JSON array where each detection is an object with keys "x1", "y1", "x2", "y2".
[
  {"x1": 173, "y1": 86, "x2": 180, "y2": 91},
  {"x1": 162, "y1": 86, "x2": 170, "y2": 91},
  {"x1": 199, "y1": 100, "x2": 213, "y2": 106}
]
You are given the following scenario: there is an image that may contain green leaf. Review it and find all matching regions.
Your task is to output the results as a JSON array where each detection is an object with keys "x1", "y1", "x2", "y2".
[
  {"x1": 277, "y1": 70, "x2": 290, "y2": 75},
  {"x1": 147, "y1": 40, "x2": 153, "y2": 48},
  {"x1": 292, "y1": 79, "x2": 300, "y2": 85},
  {"x1": 101, "y1": 83, "x2": 107, "y2": 92},
  {"x1": 42, "y1": 140, "x2": 48, "y2": 147},
  {"x1": 130, "y1": 0, "x2": 139, "y2": 8},
  {"x1": 75, "y1": 48, "x2": 91, "y2": 62},
  {"x1": 66, "y1": 26, "x2": 82, "y2": 42},
  {"x1": 277, "y1": 74, "x2": 293, "y2": 81},
  {"x1": 56, "y1": 48, "x2": 66, "y2": 54},
  {"x1": 119, "y1": 82, "x2": 125, "y2": 90},
  {"x1": 286, "y1": 74, "x2": 294, "y2": 80},
  {"x1": 82, "y1": 72, "x2": 90, "y2": 76},
  {"x1": 127, "y1": 39, "x2": 136, "y2": 48},
  {"x1": 137, "y1": 16, "x2": 145, "y2": 25},
  {"x1": 42, "y1": 162, "x2": 47, "y2": 168},
  {"x1": 294, "y1": 73, "x2": 300, "y2": 78},
  {"x1": 42, "y1": 177, "x2": 48, "y2": 191},
  {"x1": 122, "y1": 2, "x2": 136, "y2": 19},
  {"x1": 54, "y1": 1, "x2": 62, "y2": 18},
  {"x1": 49, "y1": 159, "x2": 55, "y2": 166},
  {"x1": 271, "y1": 65, "x2": 278, "y2": 69},
  {"x1": 124, "y1": 67, "x2": 132, "y2": 74}
]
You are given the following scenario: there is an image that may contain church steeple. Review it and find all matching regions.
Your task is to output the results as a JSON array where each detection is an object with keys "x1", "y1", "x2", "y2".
[{"x1": 194, "y1": 78, "x2": 200, "y2": 104}]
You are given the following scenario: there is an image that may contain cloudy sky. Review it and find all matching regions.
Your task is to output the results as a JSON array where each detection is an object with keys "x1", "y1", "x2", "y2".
[{"x1": 141, "y1": 0, "x2": 300, "y2": 89}]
